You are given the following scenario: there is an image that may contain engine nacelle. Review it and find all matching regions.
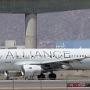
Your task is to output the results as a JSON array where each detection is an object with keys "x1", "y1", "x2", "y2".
[
  {"x1": 4, "y1": 71, "x2": 22, "y2": 78},
  {"x1": 21, "y1": 65, "x2": 42, "y2": 77},
  {"x1": 61, "y1": 65, "x2": 70, "y2": 70}
]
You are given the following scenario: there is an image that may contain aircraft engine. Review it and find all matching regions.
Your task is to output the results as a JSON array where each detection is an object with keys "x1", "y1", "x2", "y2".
[
  {"x1": 4, "y1": 71, "x2": 22, "y2": 78},
  {"x1": 21, "y1": 65, "x2": 42, "y2": 77},
  {"x1": 61, "y1": 65, "x2": 70, "y2": 70}
]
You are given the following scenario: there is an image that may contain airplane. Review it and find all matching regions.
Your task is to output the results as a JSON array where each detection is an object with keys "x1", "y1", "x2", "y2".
[{"x1": 0, "y1": 48, "x2": 90, "y2": 80}]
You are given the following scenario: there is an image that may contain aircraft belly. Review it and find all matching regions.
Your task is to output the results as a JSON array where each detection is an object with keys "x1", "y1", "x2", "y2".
[
  {"x1": 70, "y1": 59, "x2": 90, "y2": 70},
  {"x1": 0, "y1": 64, "x2": 5, "y2": 70},
  {"x1": 5, "y1": 65, "x2": 19, "y2": 70}
]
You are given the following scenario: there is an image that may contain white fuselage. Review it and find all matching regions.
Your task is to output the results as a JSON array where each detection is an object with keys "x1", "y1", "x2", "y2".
[{"x1": 0, "y1": 49, "x2": 90, "y2": 71}]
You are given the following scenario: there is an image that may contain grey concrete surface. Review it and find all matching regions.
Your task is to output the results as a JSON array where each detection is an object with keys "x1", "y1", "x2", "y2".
[
  {"x1": 0, "y1": 87, "x2": 90, "y2": 90},
  {"x1": 0, "y1": 80, "x2": 90, "y2": 90},
  {"x1": 0, "y1": 80, "x2": 90, "y2": 84}
]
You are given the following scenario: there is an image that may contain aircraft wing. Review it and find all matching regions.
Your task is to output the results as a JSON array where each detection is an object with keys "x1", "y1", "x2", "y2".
[
  {"x1": 38, "y1": 56, "x2": 90, "y2": 65},
  {"x1": 14, "y1": 56, "x2": 90, "y2": 71},
  {"x1": 37, "y1": 57, "x2": 89, "y2": 70}
]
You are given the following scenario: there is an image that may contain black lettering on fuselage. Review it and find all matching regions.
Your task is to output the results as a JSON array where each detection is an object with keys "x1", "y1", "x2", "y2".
[
  {"x1": 63, "y1": 51, "x2": 70, "y2": 58},
  {"x1": 15, "y1": 51, "x2": 22, "y2": 59},
  {"x1": 22, "y1": 51, "x2": 29, "y2": 59},
  {"x1": 30, "y1": 51, "x2": 35, "y2": 58},
  {"x1": 43, "y1": 51, "x2": 52, "y2": 58},
  {"x1": 22, "y1": 51, "x2": 25, "y2": 58},
  {"x1": 35, "y1": 51, "x2": 42, "y2": 58},
  {"x1": 53, "y1": 51, "x2": 62, "y2": 59},
  {"x1": 6, "y1": 51, "x2": 14, "y2": 59}
]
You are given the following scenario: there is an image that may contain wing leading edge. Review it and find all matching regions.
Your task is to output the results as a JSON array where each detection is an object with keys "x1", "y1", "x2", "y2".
[{"x1": 39, "y1": 57, "x2": 89, "y2": 65}]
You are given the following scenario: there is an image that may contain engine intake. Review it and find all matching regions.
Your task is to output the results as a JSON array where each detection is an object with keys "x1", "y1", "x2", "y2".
[
  {"x1": 21, "y1": 65, "x2": 42, "y2": 77},
  {"x1": 4, "y1": 71, "x2": 22, "y2": 78}
]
